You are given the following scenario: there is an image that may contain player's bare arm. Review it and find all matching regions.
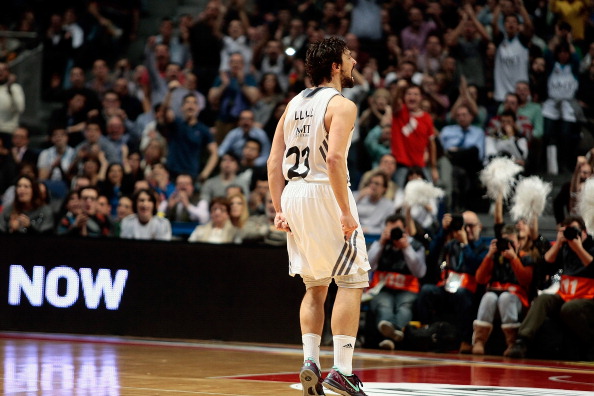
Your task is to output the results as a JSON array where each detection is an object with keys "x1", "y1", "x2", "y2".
[
  {"x1": 267, "y1": 107, "x2": 290, "y2": 232},
  {"x1": 326, "y1": 95, "x2": 358, "y2": 238}
]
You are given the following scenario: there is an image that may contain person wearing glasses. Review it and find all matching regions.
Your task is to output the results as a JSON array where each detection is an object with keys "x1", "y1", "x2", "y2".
[
  {"x1": 187, "y1": 196, "x2": 238, "y2": 244},
  {"x1": 417, "y1": 210, "x2": 490, "y2": 353},
  {"x1": 57, "y1": 186, "x2": 112, "y2": 237}
]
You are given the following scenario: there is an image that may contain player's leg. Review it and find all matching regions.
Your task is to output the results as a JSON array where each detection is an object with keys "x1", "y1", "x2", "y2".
[
  {"x1": 323, "y1": 273, "x2": 368, "y2": 396},
  {"x1": 331, "y1": 286, "x2": 363, "y2": 375},
  {"x1": 300, "y1": 281, "x2": 330, "y2": 396},
  {"x1": 301, "y1": 284, "x2": 329, "y2": 363}
]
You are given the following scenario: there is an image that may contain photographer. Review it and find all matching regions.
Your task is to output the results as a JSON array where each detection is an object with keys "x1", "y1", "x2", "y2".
[
  {"x1": 507, "y1": 216, "x2": 594, "y2": 359},
  {"x1": 472, "y1": 225, "x2": 533, "y2": 356},
  {"x1": 366, "y1": 214, "x2": 426, "y2": 350},
  {"x1": 417, "y1": 211, "x2": 490, "y2": 353},
  {"x1": 492, "y1": 190, "x2": 551, "y2": 299}
]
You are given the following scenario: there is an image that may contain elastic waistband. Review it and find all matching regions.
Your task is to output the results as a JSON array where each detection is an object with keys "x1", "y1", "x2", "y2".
[{"x1": 287, "y1": 179, "x2": 331, "y2": 185}]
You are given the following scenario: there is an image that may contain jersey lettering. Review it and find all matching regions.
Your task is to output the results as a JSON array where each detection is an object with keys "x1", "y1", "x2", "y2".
[{"x1": 294, "y1": 109, "x2": 314, "y2": 120}]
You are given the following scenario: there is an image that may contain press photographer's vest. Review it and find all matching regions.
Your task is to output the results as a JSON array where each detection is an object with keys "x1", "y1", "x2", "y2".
[
  {"x1": 557, "y1": 275, "x2": 594, "y2": 301},
  {"x1": 437, "y1": 270, "x2": 477, "y2": 293},
  {"x1": 555, "y1": 241, "x2": 594, "y2": 301},
  {"x1": 369, "y1": 241, "x2": 422, "y2": 293},
  {"x1": 437, "y1": 241, "x2": 485, "y2": 293},
  {"x1": 487, "y1": 252, "x2": 530, "y2": 307}
]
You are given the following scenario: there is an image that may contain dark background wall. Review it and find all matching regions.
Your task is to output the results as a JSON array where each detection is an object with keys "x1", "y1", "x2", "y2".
[{"x1": 0, "y1": 235, "x2": 304, "y2": 344}]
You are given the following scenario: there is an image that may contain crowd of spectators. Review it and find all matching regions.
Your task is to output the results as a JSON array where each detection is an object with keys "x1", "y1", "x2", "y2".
[{"x1": 1, "y1": 0, "x2": 594, "y2": 359}]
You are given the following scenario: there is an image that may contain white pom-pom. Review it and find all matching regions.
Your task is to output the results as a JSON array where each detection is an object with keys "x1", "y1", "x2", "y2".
[
  {"x1": 404, "y1": 179, "x2": 445, "y2": 207},
  {"x1": 510, "y1": 176, "x2": 552, "y2": 222},
  {"x1": 479, "y1": 157, "x2": 523, "y2": 200},
  {"x1": 578, "y1": 178, "x2": 594, "y2": 234}
]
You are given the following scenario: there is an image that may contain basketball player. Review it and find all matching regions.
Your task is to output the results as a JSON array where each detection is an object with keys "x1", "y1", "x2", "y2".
[{"x1": 267, "y1": 37, "x2": 370, "y2": 396}]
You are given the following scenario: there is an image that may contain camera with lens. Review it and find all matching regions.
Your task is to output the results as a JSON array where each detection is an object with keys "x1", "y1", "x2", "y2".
[
  {"x1": 390, "y1": 227, "x2": 404, "y2": 241},
  {"x1": 496, "y1": 237, "x2": 511, "y2": 252},
  {"x1": 563, "y1": 226, "x2": 580, "y2": 240},
  {"x1": 449, "y1": 214, "x2": 464, "y2": 231}
]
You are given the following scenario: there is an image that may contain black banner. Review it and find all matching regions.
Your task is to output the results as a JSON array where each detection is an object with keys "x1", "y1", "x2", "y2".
[{"x1": 0, "y1": 235, "x2": 303, "y2": 344}]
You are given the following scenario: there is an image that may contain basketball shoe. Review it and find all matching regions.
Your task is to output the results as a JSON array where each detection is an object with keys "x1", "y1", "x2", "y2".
[
  {"x1": 322, "y1": 367, "x2": 367, "y2": 396},
  {"x1": 300, "y1": 358, "x2": 325, "y2": 396}
]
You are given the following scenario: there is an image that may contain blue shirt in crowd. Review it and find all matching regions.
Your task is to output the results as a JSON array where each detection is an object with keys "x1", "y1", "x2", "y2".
[
  {"x1": 167, "y1": 117, "x2": 214, "y2": 178},
  {"x1": 439, "y1": 124, "x2": 486, "y2": 161},
  {"x1": 218, "y1": 126, "x2": 271, "y2": 167}
]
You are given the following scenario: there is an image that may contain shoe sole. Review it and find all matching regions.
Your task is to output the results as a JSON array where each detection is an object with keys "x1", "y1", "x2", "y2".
[
  {"x1": 379, "y1": 322, "x2": 404, "y2": 342},
  {"x1": 378, "y1": 339, "x2": 395, "y2": 350},
  {"x1": 300, "y1": 368, "x2": 323, "y2": 396}
]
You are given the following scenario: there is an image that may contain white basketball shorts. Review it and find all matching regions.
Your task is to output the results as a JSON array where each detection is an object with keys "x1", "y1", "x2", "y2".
[{"x1": 281, "y1": 180, "x2": 370, "y2": 282}]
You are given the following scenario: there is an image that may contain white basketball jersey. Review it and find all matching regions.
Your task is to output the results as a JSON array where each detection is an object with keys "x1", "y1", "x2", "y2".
[
  {"x1": 282, "y1": 87, "x2": 352, "y2": 184},
  {"x1": 494, "y1": 36, "x2": 529, "y2": 102},
  {"x1": 547, "y1": 62, "x2": 578, "y2": 100}
]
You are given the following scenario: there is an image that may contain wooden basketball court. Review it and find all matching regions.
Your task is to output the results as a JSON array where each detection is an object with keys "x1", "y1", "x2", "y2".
[{"x1": 1, "y1": 332, "x2": 593, "y2": 395}]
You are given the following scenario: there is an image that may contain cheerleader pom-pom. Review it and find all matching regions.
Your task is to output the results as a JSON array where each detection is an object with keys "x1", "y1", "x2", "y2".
[
  {"x1": 479, "y1": 157, "x2": 523, "y2": 201},
  {"x1": 578, "y1": 178, "x2": 594, "y2": 233},
  {"x1": 404, "y1": 179, "x2": 445, "y2": 207},
  {"x1": 510, "y1": 176, "x2": 552, "y2": 222}
]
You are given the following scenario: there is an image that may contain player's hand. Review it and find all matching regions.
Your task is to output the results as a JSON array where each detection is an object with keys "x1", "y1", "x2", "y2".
[
  {"x1": 274, "y1": 213, "x2": 291, "y2": 233},
  {"x1": 341, "y1": 213, "x2": 358, "y2": 240}
]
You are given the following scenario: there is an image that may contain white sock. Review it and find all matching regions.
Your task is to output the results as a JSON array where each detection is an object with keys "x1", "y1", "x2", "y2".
[
  {"x1": 333, "y1": 335, "x2": 356, "y2": 375},
  {"x1": 302, "y1": 333, "x2": 321, "y2": 369}
]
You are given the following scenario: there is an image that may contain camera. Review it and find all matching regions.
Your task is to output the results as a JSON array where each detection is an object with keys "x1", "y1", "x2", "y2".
[
  {"x1": 449, "y1": 214, "x2": 464, "y2": 231},
  {"x1": 390, "y1": 227, "x2": 404, "y2": 241},
  {"x1": 563, "y1": 226, "x2": 580, "y2": 240},
  {"x1": 496, "y1": 237, "x2": 511, "y2": 252}
]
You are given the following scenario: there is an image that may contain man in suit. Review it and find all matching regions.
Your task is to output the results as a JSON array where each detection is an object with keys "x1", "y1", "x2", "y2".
[{"x1": 11, "y1": 126, "x2": 38, "y2": 168}]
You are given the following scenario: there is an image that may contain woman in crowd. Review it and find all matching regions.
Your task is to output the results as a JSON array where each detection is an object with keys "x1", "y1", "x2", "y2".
[
  {"x1": 55, "y1": 189, "x2": 82, "y2": 228},
  {"x1": 473, "y1": 224, "x2": 533, "y2": 356},
  {"x1": 98, "y1": 162, "x2": 134, "y2": 218},
  {"x1": 0, "y1": 175, "x2": 54, "y2": 234},
  {"x1": 79, "y1": 156, "x2": 103, "y2": 187},
  {"x1": 113, "y1": 195, "x2": 134, "y2": 237},
  {"x1": 141, "y1": 138, "x2": 167, "y2": 179},
  {"x1": 394, "y1": 166, "x2": 440, "y2": 235},
  {"x1": 229, "y1": 191, "x2": 277, "y2": 243},
  {"x1": 0, "y1": 162, "x2": 38, "y2": 209},
  {"x1": 120, "y1": 189, "x2": 171, "y2": 240},
  {"x1": 229, "y1": 192, "x2": 249, "y2": 229},
  {"x1": 188, "y1": 196, "x2": 238, "y2": 244},
  {"x1": 252, "y1": 72, "x2": 285, "y2": 129}
]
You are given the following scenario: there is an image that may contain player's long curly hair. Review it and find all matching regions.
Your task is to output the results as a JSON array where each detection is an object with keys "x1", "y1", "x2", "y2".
[{"x1": 305, "y1": 36, "x2": 347, "y2": 87}]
